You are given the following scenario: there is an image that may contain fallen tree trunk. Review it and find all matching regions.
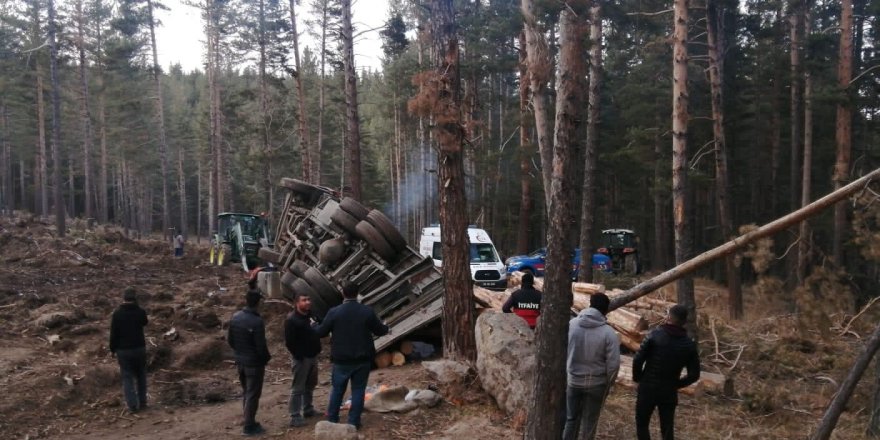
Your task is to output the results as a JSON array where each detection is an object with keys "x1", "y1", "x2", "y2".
[
  {"x1": 811, "y1": 320, "x2": 880, "y2": 440},
  {"x1": 610, "y1": 167, "x2": 880, "y2": 311}
]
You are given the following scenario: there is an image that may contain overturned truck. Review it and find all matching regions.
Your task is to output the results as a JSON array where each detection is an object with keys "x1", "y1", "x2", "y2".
[{"x1": 258, "y1": 178, "x2": 444, "y2": 352}]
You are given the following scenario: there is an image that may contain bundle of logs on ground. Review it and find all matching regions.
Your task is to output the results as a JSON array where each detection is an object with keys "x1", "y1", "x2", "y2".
[
  {"x1": 473, "y1": 271, "x2": 730, "y2": 396},
  {"x1": 374, "y1": 340, "x2": 414, "y2": 368}
]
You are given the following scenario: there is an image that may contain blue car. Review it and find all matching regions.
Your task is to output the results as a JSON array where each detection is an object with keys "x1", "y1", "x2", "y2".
[{"x1": 505, "y1": 248, "x2": 611, "y2": 279}]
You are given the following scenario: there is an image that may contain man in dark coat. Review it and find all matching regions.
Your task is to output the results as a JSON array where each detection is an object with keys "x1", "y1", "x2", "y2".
[
  {"x1": 284, "y1": 292, "x2": 321, "y2": 427},
  {"x1": 109, "y1": 287, "x2": 149, "y2": 413},
  {"x1": 228, "y1": 281, "x2": 272, "y2": 436},
  {"x1": 314, "y1": 281, "x2": 389, "y2": 429},
  {"x1": 632, "y1": 304, "x2": 700, "y2": 440},
  {"x1": 502, "y1": 273, "x2": 542, "y2": 328}
]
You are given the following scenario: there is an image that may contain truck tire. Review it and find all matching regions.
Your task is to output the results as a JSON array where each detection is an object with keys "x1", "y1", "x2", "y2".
[
  {"x1": 292, "y1": 278, "x2": 328, "y2": 318},
  {"x1": 280, "y1": 272, "x2": 298, "y2": 301},
  {"x1": 258, "y1": 247, "x2": 281, "y2": 264},
  {"x1": 304, "y1": 267, "x2": 342, "y2": 308},
  {"x1": 339, "y1": 197, "x2": 369, "y2": 220},
  {"x1": 289, "y1": 260, "x2": 310, "y2": 278},
  {"x1": 366, "y1": 209, "x2": 407, "y2": 252},
  {"x1": 330, "y1": 208, "x2": 359, "y2": 236},
  {"x1": 355, "y1": 220, "x2": 397, "y2": 261}
]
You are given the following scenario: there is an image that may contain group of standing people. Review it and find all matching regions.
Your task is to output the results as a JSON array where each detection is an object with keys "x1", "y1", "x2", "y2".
[{"x1": 226, "y1": 278, "x2": 388, "y2": 436}]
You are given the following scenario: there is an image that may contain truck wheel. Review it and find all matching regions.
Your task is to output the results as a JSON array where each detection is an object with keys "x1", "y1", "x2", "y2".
[
  {"x1": 330, "y1": 208, "x2": 359, "y2": 236},
  {"x1": 281, "y1": 272, "x2": 298, "y2": 289},
  {"x1": 289, "y1": 260, "x2": 310, "y2": 278},
  {"x1": 292, "y1": 278, "x2": 328, "y2": 318},
  {"x1": 304, "y1": 267, "x2": 342, "y2": 308},
  {"x1": 366, "y1": 209, "x2": 407, "y2": 252},
  {"x1": 258, "y1": 248, "x2": 281, "y2": 264},
  {"x1": 339, "y1": 197, "x2": 369, "y2": 220},
  {"x1": 355, "y1": 220, "x2": 397, "y2": 261}
]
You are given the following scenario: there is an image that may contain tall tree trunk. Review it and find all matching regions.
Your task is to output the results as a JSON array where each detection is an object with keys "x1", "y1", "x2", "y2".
[
  {"x1": 1, "y1": 103, "x2": 10, "y2": 215},
  {"x1": 36, "y1": 59, "x2": 49, "y2": 217},
  {"x1": 256, "y1": 0, "x2": 272, "y2": 213},
  {"x1": 526, "y1": 6, "x2": 587, "y2": 439},
  {"x1": 832, "y1": 0, "x2": 853, "y2": 265},
  {"x1": 578, "y1": 2, "x2": 601, "y2": 283},
  {"x1": 869, "y1": 357, "x2": 880, "y2": 436},
  {"x1": 516, "y1": 31, "x2": 532, "y2": 255},
  {"x1": 798, "y1": 1, "x2": 814, "y2": 284},
  {"x1": 316, "y1": 0, "x2": 328, "y2": 185},
  {"x1": 672, "y1": 0, "x2": 695, "y2": 335},
  {"x1": 340, "y1": 0, "x2": 362, "y2": 200},
  {"x1": 95, "y1": 0, "x2": 109, "y2": 223},
  {"x1": 288, "y1": 0, "x2": 312, "y2": 182},
  {"x1": 48, "y1": 0, "x2": 65, "y2": 236},
  {"x1": 521, "y1": 0, "x2": 554, "y2": 209},
  {"x1": 147, "y1": 0, "x2": 170, "y2": 237},
  {"x1": 789, "y1": 0, "x2": 802, "y2": 213},
  {"x1": 416, "y1": 0, "x2": 476, "y2": 363},
  {"x1": 707, "y1": 0, "x2": 741, "y2": 319},
  {"x1": 75, "y1": 0, "x2": 94, "y2": 220},
  {"x1": 653, "y1": 123, "x2": 666, "y2": 270},
  {"x1": 177, "y1": 145, "x2": 188, "y2": 235}
]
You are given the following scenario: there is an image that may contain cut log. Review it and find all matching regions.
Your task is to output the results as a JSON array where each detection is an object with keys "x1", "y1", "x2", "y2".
[
  {"x1": 615, "y1": 331, "x2": 644, "y2": 352},
  {"x1": 391, "y1": 351, "x2": 406, "y2": 366},
  {"x1": 375, "y1": 351, "x2": 392, "y2": 369},
  {"x1": 607, "y1": 308, "x2": 648, "y2": 333},
  {"x1": 572, "y1": 282, "x2": 605, "y2": 294},
  {"x1": 473, "y1": 286, "x2": 508, "y2": 310},
  {"x1": 616, "y1": 355, "x2": 730, "y2": 396},
  {"x1": 399, "y1": 340, "x2": 414, "y2": 356}
]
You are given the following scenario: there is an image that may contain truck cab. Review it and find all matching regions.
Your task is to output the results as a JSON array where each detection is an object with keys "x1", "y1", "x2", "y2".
[{"x1": 419, "y1": 225, "x2": 508, "y2": 290}]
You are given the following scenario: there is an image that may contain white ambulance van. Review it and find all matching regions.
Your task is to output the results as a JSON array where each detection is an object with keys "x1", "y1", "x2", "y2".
[{"x1": 419, "y1": 224, "x2": 508, "y2": 289}]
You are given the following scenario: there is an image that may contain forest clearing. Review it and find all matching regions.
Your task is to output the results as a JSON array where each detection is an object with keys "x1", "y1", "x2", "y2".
[{"x1": 1, "y1": 212, "x2": 880, "y2": 439}]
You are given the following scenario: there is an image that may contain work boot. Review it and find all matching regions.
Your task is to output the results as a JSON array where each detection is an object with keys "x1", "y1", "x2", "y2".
[
  {"x1": 288, "y1": 416, "x2": 307, "y2": 428},
  {"x1": 302, "y1": 408, "x2": 318, "y2": 418},
  {"x1": 242, "y1": 423, "x2": 266, "y2": 436}
]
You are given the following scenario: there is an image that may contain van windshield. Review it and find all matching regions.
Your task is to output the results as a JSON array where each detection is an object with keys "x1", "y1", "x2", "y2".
[{"x1": 431, "y1": 243, "x2": 500, "y2": 263}]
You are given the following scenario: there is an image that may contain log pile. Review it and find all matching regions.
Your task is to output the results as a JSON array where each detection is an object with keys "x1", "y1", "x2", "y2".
[{"x1": 374, "y1": 340, "x2": 415, "y2": 369}]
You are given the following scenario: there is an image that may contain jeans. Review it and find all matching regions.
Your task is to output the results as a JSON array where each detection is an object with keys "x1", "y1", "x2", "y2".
[
  {"x1": 326, "y1": 362, "x2": 371, "y2": 428},
  {"x1": 238, "y1": 365, "x2": 266, "y2": 429},
  {"x1": 174, "y1": 247, "x2": 183, "y2": 257},
  {"x1": 563, "y1": 384, "x2": 608, "y2": 440},
  {"x1": 116, "y1": 347, "x2": 147, "y2": 411},
  {"x1": 636, "y1": 388, "x2": 677, "y2": 440},
  {"x1": 289, "y1": 357, "x2": 318, "y2": 418}
]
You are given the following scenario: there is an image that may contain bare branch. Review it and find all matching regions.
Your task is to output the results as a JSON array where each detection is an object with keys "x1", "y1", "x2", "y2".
[{"x1": 627, "y1": 9, "x2": 673, "y2": 16}]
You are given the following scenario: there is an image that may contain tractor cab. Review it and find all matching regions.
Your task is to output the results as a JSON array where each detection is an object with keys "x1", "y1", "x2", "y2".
[
  {"x1": 597, "y1": 229, "x2": 640, "y2": 275},
  {"x1": 210, "y1": 213, "x2": 272, "y2": 271}
]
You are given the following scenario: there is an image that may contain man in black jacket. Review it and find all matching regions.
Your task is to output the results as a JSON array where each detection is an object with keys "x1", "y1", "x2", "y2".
[
  {"x1": 502, "y1": 273, "x2": 542, "y2": 329},
  {"x1": 314, "y1": 281, "x2": 389, "y2": 429},
  {"x1": 284, "y1": 292, "x2": 321, "y2": 427},
  {"x1": 632, "y1": 304, "x2": 700, "y2": 440},
  {"x1": 228, "y1": 281, "x2": 272, "y2": 436},
  {"x1": 109, "y1": 287, "x2": 149, "y2": 413}
]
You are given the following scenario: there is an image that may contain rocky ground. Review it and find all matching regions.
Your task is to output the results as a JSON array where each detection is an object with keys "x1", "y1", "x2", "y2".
[{"x1": 1, "y1": 214, "x2": 878, "y2": 439}]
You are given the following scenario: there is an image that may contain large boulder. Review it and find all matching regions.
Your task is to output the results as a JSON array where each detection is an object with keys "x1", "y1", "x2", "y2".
[
  {"x1": 422, "y1": 360, "x2": 471, "y2": 383},
  {"x1": 475, "y1": 311, "x2": 535, "y2": 416},
  {"x1": 314, "y1": 421, "x2": 358, "y2": 440}
]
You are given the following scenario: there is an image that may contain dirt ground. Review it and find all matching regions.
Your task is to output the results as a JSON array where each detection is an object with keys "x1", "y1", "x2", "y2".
[{"x1": 1, "y1": 214, "x2": 879, "y2": 439}]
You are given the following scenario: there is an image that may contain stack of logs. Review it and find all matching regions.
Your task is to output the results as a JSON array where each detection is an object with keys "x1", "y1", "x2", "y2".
[
  {"x1": 374, "y1": 340, "x2": 413, "y2": 368},
  {"x1": 473, "y1": 271, "x2": 730, "y2": 396}
]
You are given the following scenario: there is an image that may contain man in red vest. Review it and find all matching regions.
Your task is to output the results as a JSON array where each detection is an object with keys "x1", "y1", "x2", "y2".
[{"x1": 502, "y1": 273, "x2": 542, "y2": 328}]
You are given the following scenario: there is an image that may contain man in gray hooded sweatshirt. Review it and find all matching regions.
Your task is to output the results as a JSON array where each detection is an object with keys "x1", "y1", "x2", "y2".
[{"x1": 563, "y1": 293, "x2": 620, "y2": 440}]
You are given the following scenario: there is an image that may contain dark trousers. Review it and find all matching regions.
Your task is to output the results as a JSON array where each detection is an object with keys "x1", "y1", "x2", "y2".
[
  {"x1": 326, "y1": 362, "x2": 371, "y2": 428},
  {"x1": 636, "y1": 388, "x2": 677, "y2": 440},
  {"x1": 289, "y1": 356, "x2": 318, "y2": 418},
  {"x1": 238, "y1": 365, "x2": 266, "y2": 428},
  {"x1": 563, "y1": 384, "x2": 608, "y2": 440},
  {"x1": 117, "y1": 347, "x2": 147, "y2": 411}
]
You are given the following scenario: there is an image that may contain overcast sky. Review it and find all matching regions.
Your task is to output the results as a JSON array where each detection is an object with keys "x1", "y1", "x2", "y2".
[{"x1": 155, "y1": 0, "x2": 390, "y2": 73}]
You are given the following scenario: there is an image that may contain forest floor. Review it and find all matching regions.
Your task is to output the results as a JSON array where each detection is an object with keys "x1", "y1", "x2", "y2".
[{"x1": 1, "y1": 214, "x2": 878, "y2": 439}]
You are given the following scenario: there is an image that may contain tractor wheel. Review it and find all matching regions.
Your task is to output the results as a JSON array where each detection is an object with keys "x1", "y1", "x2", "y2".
[
  {"x1": 366, "y1": 209, "x2": 407, "y2": 252},
  {"x1": 289, "y1": 260, "x2": 310, "y2": 278},
  {"x1": 258, "y1": 248, "x2": 282, "y2": 264},
  {"x1": 330, "y1": 208, "x2": 359, "y2": 236},
  {"x1": 304, "y1": 267, "x2": 342, "y2": 308},
  {"x1": 339, "y1": 197, "x2": 369, "y2": 220},
  {"x1": 625, "y1": 254, "x2": 638, "y2": 275},
  {"x1": 209, "y1": 246, "x2": 217, "y2": 265},
  {"x1": 355, "y1": 220, "x2": 397, "y2": 262},
  {"x1": 291, "y1": 278, "x2": 328, "y2": 318},
  {"x1": 218, "y1": 244, "x2": 232, "y2": 266}
]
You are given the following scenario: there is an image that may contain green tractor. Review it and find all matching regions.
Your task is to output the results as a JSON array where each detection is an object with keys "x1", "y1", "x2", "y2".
[
  {"x1": 209, "y1": 212, "x2": 272, "y2": 271},
  {"x1": 597, "y1": 229, "x2": 640, "y2": 275}
]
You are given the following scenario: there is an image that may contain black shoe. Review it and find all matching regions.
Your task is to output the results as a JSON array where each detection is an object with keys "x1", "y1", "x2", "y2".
[
  {"x1": 289, "y1": 416, "x2": 307, "y2": 428},
  {"x1": 302, "y1": 409, "x2": 318, "y2": 418},
  {"x1": 242, "y1": 424, "x2": 266, "y2": 436}
]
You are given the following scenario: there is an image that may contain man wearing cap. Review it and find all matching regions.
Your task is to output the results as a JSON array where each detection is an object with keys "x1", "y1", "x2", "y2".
[
  {"x1": 284, "y1": 291, "x2": 321, "y2": 427},
  {"x1": 228, "y1": 280, "x2": 272, "y2": 436},
  {"x1": 633, "y1": 304, "x2": 700, "y2": 440},
  {"x1": 109, "y1": 287, "x2": 149, "y2": 413},
  {"x1": 563, "y1": 293, "x2": 620, "y2": 440},
  {"x1": 502, "y1": 273, "x2": 542, "y2": 329},
  {"x1": 314, "y1": 281, "x2": 389, "y2": 429}
]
